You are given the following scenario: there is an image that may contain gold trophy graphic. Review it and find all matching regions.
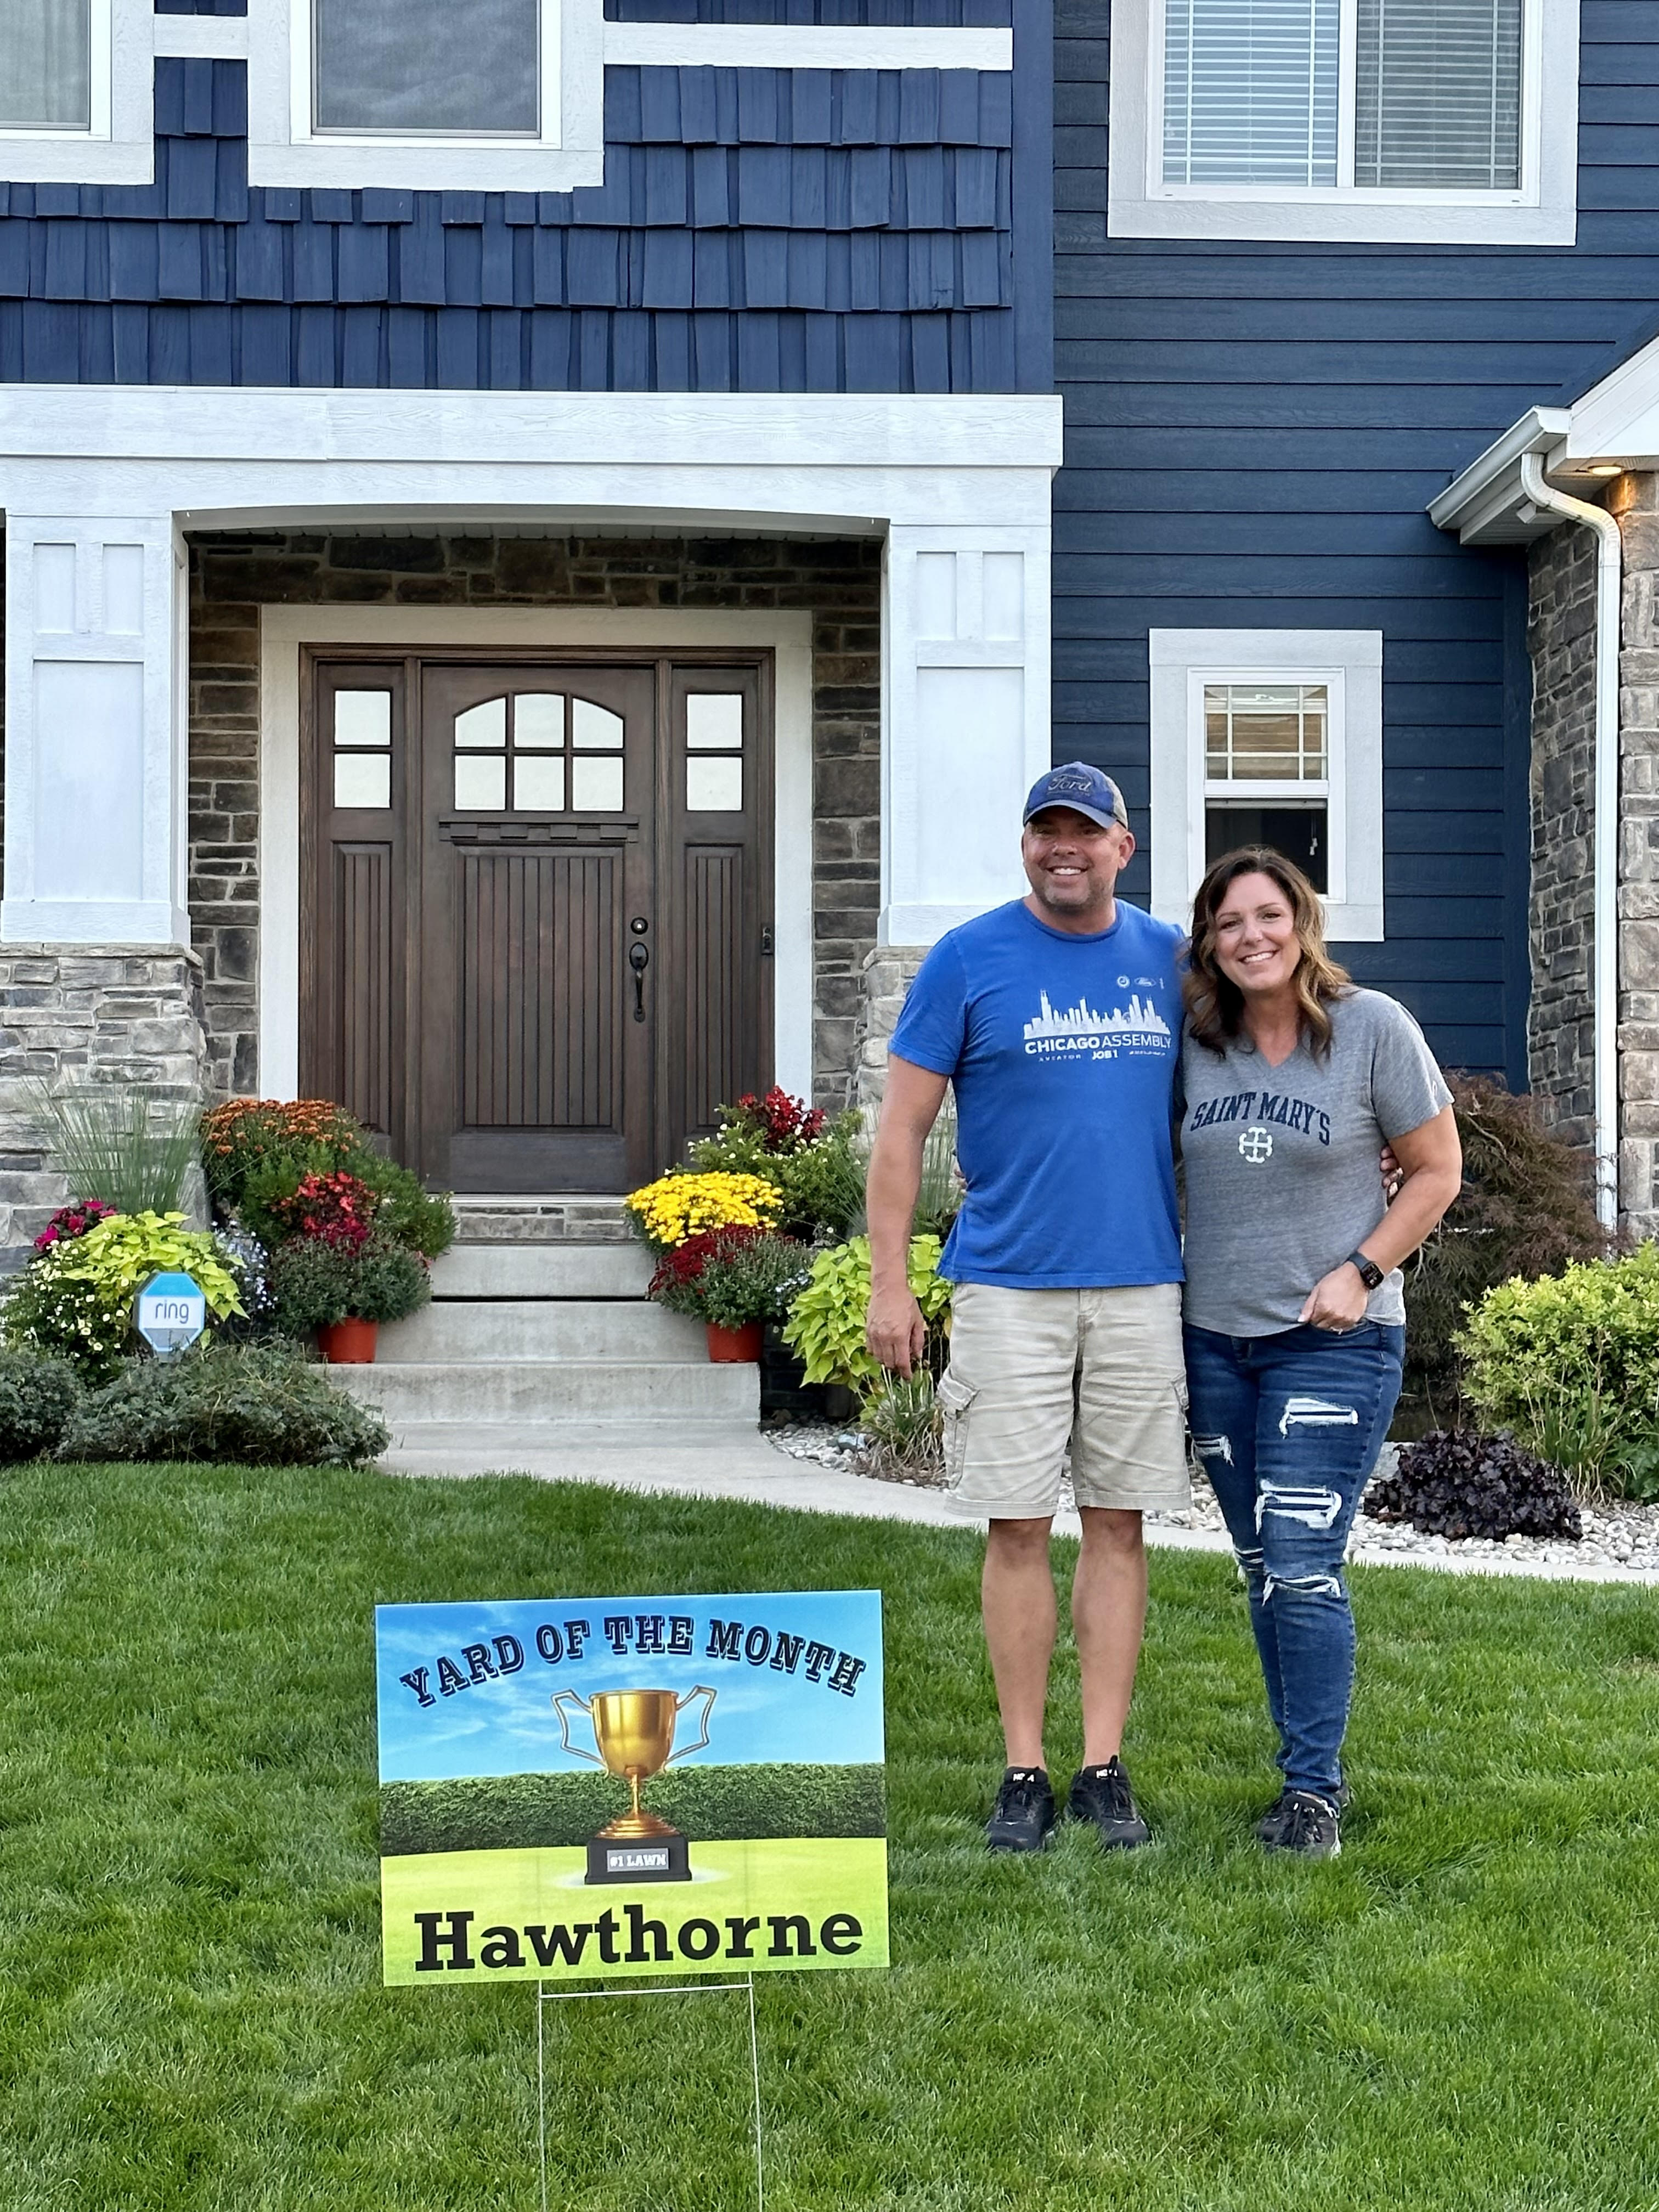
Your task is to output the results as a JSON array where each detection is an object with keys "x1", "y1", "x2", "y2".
[{"x1": 553, "y1": 1684, "x2": 716, "y2": 1883}]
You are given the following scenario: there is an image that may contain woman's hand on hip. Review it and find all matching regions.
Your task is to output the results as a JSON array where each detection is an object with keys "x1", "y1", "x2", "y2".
[{"x1": 1299, "y1": 1264, "x2": 1370, "y2": 1333}]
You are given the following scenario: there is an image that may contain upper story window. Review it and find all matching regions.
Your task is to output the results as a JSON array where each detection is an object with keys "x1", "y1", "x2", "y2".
[
  {"x1": 1, "y1": 0, "x2": 101, "y2": 136},
  {"x1": 1110, "y1": 0, "x2": 1579, "y2": 245},
  {"x1": 249, "y1": 0, "x2": 595, "y2": 190},
  {"x1": 308, "y1": 0, "x2": 541, "y2": 140}
]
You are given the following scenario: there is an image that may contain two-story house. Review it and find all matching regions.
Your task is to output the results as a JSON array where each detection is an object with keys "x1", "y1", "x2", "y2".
[{"x1": 0, "y1": 0, "x2": 1058, "y2": 1244}]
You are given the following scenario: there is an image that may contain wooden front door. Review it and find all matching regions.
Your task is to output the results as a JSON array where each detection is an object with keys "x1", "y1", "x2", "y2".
[{"x1": 301, "y1": 651, "x2": 773, "y2": 1193}]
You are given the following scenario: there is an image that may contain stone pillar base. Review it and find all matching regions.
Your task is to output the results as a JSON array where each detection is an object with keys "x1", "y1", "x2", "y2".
[
  {"x1": 856, "y1": 945, "x2": 929, "y2": 1113},
  {"x1": 0, "y1": 946, "x2": 208, "y2": 1249}
]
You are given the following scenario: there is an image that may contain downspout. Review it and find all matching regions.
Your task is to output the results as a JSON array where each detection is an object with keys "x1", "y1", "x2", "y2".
[{"x1": 1519, "y1": 451, "x2": 1621, "y2": 1232}]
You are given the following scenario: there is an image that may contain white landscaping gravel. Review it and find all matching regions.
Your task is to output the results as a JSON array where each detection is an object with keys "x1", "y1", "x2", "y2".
[{"x1": 762, "y1": 1423, "x2": 1659, "y2": 1582}]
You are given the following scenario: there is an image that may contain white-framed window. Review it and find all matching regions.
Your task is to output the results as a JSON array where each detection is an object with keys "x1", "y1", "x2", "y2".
[
  {"x1": 0, "y1": 0, "x2": 154, "y2": 181},
  {"x1": 246, "y1": 0, "x2": 605, "y2": 191},
  {"x1": 1109, "y1": 0, "x2": 1580, "y2": 245},
  {"x1": 1148, "y1": 629, "x2": 1384, "y2": 941},
  {"x1": 297, "y1": 0, "x2": 555, "y2": 146}
]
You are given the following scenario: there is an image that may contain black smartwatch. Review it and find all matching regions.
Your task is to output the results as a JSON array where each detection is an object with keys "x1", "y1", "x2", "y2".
[{"x1": 1345, "y1": 1250, "x2": 1384, "y2": 1291}]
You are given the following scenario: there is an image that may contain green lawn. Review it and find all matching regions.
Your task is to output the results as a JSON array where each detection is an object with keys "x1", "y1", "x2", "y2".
[{"x1": 3, "y1": 1461, "x2": 1657, "y2": 2211}]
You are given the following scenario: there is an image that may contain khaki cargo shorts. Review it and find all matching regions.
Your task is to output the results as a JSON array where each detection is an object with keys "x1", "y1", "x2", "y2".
[{"x1": 938, "y1": 1280, "x2": 1190, "y2": 1520}]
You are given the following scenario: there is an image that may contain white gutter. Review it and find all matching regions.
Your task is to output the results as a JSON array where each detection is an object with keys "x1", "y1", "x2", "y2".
[{"x1": 1518, "y1": 451, "x2": 1620, "y2": 1229}]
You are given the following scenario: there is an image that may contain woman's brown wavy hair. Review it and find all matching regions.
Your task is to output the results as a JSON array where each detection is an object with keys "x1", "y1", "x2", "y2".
[{"x1": 1183, "y1": 846, "x2": 1352, "y2": 1059}]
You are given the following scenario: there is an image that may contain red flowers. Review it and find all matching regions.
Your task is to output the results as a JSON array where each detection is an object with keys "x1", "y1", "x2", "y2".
[
  {"x1": 270, "y1": 1170, "x2": 380, "y2": 1254},
  {"x1": 34, "y1": 1197, "x2": 117, "y2": 1251},
  {"x1": 647, "y1": 1224, "x2": 770, "y2": 1299},
  {"x1": 730, "y1": 1087, "x2": 826, "y2": 1152}
]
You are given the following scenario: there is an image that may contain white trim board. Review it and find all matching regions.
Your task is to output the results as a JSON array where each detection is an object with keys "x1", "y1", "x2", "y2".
[
  {"x1": 601, "y1": 23, "x2": 1012, "y2": 69},
  {"x1": 0, "y1": 388, "x2": 1063, "y2": 535},
  {"x1": 1148, "y1": 628, "x2": 1384, "y2": 942},
  {"x1": 258, "y1": 606, "x2": 815, "y2": 1103},
  {"x1": 1108, "y1": 0, "x2": 1580, "y2": 246}
]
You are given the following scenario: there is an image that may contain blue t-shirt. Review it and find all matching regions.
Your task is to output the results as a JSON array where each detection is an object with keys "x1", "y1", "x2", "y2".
[{"x1": 889, "y1": 898, "x2": 1184, "y2": 1289}]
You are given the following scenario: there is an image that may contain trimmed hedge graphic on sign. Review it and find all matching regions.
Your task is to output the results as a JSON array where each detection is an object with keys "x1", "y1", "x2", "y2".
[{"x1": 376, "y1": 1591, "x2": 887, "y2": 1985}]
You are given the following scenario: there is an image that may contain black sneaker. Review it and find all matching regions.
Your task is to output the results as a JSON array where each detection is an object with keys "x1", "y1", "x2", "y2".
[
  {"x1": 1262, "y1": 1789, "x2": 1342, "y2": 1859},
  {"x1": 1065, "y1": 1757, "x2": 1152, "y2": 1850},
  {"x1": 1255, "y1": 1781, "x2": 1351, "y2": 1846},
  {"x1": 985, "y1": 1767, "x2": 1057, "y2": 1852}
]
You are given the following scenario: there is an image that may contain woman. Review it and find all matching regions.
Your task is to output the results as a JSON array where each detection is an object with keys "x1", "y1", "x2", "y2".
[{"x1": 1180, "y1": 848, "x2": 1462, "y2": 1859}]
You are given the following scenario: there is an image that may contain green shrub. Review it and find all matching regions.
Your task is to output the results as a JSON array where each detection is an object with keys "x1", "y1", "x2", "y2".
[
  {"x1": 0, "y1": 1351, "x2": 82, "y2": 1462},
  {"x1": 782, "y1": 1234, "x2": 950, "y2": 1389},
  {"x1": 1458, "y1": 1245, "x2": 1659, "y2": 1498},
  {"x1": 1403, "y1": 1074, "x2": 1607, "y2": 1421},
  {"x1": 200, "y1": 1098, "x2": 456, "y2": 1259},
  {"x1": 268, "y1": 1233, "x2": 431, "y2": 1332},
  {"x1": 3, "y1": 1211, "x2": 245, "y2": 1381},
  {"x1": 58, "y1": 1342, "x2": 390, "y2": 1468},
  {"x1": 356, "y1": 1158, "x2": 456, "y2": 1259},
  {"x1": 686, "y1": 1091, "x2": 866, "y2": 1240},
  {"x1": 379, "y1": 1763, "x2": 887, "y2": 1856}
]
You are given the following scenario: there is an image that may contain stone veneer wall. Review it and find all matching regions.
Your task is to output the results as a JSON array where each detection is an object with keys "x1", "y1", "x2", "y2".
[
  {"x1": 1525, "y1": 516, "x2": 1600, "y2": 1152},
  {"x1": 0, "y1": 949, "x2": 208, "y2": 1246},
  {"x1": 856, "y1": 945, "x2": 927, "y2": 1111},
  {"x1": 186, "y1": 530, "x2": 882, "y2": 1110},
  {"x1": 1613, "y1": 472, "x2": 1659, "y2": 1241}
]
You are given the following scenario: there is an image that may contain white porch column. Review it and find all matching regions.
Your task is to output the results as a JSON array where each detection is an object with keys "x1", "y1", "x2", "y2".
[
  {"x1": 879, "y1": 523, "x2": 1052, "y2": 946},
  {"x1": 2, "y1": 513, "x2": 190, "y2": 946}
]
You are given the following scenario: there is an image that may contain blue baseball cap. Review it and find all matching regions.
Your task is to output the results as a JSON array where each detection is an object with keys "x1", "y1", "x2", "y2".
[{"x1": 1023, "y1": 761, "x2": 1129, "y2": 831}]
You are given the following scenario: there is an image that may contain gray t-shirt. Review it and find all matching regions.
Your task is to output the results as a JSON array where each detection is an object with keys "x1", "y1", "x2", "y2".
[{"x1": 1178, "y1": 988, "x2": 1452, "y2": 1336}]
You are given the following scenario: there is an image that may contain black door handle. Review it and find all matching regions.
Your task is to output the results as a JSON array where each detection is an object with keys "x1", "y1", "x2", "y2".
[{"x1": 629, "y1": 939, "x2": 650, "y2": 1022}]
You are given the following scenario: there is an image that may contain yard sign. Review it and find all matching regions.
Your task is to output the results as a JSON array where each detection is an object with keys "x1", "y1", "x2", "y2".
[{"x1": 376, "y1": 1591, "x2": 887, "y2": 1985}]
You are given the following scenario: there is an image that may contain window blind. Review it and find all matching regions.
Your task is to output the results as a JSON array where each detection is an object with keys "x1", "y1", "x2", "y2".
[
  {"x1": 1355, "y1": 0, "x2": 1522, "y2": 188},
  {"x1": 0, "y1": 0, "x2": 89, "y2": 131},
  {"x1": 313, "y1": 0, "x2": 539, "y2": 137},
  {"x1": 1162, "y1": 0, "x2": 1340, "y2": 186}
]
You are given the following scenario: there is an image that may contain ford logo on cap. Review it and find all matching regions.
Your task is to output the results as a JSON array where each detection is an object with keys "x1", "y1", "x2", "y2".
[{"x1": 1023, "y1": 761, "x2": 1129, "y2": 831}]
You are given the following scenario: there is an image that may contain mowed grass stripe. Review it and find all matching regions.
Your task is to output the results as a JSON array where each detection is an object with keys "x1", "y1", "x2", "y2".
[{"x1": 0, "y1": 1460, "x2": 1655, "y2": 2210}]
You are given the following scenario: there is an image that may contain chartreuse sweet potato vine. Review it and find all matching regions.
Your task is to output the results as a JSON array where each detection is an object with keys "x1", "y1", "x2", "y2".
[{"x1": 782, "y1": 1233, "x2": 950, "y2": 1389}]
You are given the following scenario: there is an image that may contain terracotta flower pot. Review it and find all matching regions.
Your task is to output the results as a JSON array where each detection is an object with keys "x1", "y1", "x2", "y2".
[
  {"x1": 706, "y1": 1319, "x2": 764, "y2": 1363},
  {"x1": 318, "y1": 1317, "x2": 379, "y2": 1364}
]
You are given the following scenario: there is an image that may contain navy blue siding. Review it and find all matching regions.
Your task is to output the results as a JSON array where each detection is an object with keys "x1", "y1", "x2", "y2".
[
  {"x1": 0, "y1": 3, "x2": 1048, "y2": 390},
  {"x1": 1055, "y1": 0, "x2": 1659, "y2": 1081}
]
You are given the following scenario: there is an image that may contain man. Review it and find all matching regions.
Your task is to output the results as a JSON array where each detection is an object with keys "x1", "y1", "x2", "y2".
[{"x1": 864, "y1": 764, "x2": 1188, "y2": 1853}]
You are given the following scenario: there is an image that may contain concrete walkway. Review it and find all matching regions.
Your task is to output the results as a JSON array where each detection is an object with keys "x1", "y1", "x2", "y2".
[{"x1": 380, "y1": 1423, "x2": 1659, "y2": 1586}]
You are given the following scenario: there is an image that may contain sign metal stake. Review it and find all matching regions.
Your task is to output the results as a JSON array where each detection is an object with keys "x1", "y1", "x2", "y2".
[{"x1": 536, "y1": 1977, "x2": 764, "y2": 2212}]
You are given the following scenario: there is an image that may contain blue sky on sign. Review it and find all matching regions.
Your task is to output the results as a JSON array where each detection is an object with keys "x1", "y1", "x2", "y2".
[{"x1": 375, "y1": 1590, "x2": 884, "y2": 1782}]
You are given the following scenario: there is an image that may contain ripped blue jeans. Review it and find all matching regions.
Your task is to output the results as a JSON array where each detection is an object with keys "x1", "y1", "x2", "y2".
[{"x1": 1183, "y1": 1321, "x2": 1405, "y2": 1799}]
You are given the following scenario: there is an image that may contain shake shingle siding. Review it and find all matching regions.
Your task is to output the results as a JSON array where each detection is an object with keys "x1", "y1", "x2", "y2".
[
  {"x1": 0, "y1": 32, "x2": 1037, "y2": 390},
  {"x1": 1055, "y1": 0, "x2": 1659, "y2": 1081}
]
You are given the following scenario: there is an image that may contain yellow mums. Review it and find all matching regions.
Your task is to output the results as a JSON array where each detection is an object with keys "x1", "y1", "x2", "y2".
[{"x1": 625, "y1": 1170, "x2": 782, "y2": 1248}]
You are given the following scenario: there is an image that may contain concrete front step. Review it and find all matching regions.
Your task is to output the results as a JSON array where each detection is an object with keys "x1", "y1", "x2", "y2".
[
  {"x1": 431, "y1": 1243, "x2": 653, "y2": 1301},
  {"x1": 377, "y1": 1297, "x2": 705, "y2": 1364},
  {"x1": 337, "y1": 1358, "x2": 758, "y2": 1424},
  {"x1": 450, "y1": 1196, "x2": 633, "y2": 1246}
]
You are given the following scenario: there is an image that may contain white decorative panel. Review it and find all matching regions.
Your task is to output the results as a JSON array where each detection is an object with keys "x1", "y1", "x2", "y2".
[
  {"x1": 883, "y1": 524, "x2": 1052, "y2": 945},
  {"x1": 102, "y1": 544, "x2": 145, "y2": 635},
  {"x1": 4, "y1": 516, "x2": 188, "y2": 944},
  {"x1": 33, "y1": 544, "x2": 76, "y2": 633},
  {"x1": 982, "y1": 553, "x2": 1024, "y2": 641},
  {"x1": 915, "y1": 553, "x2": 957, "y2": 641},
  {"x1": 914, "y1": 667, "x2": 1024, "y2": 904},
  {"x1": 33, "y1": 661, "x2": 144, "y2": 900}
]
